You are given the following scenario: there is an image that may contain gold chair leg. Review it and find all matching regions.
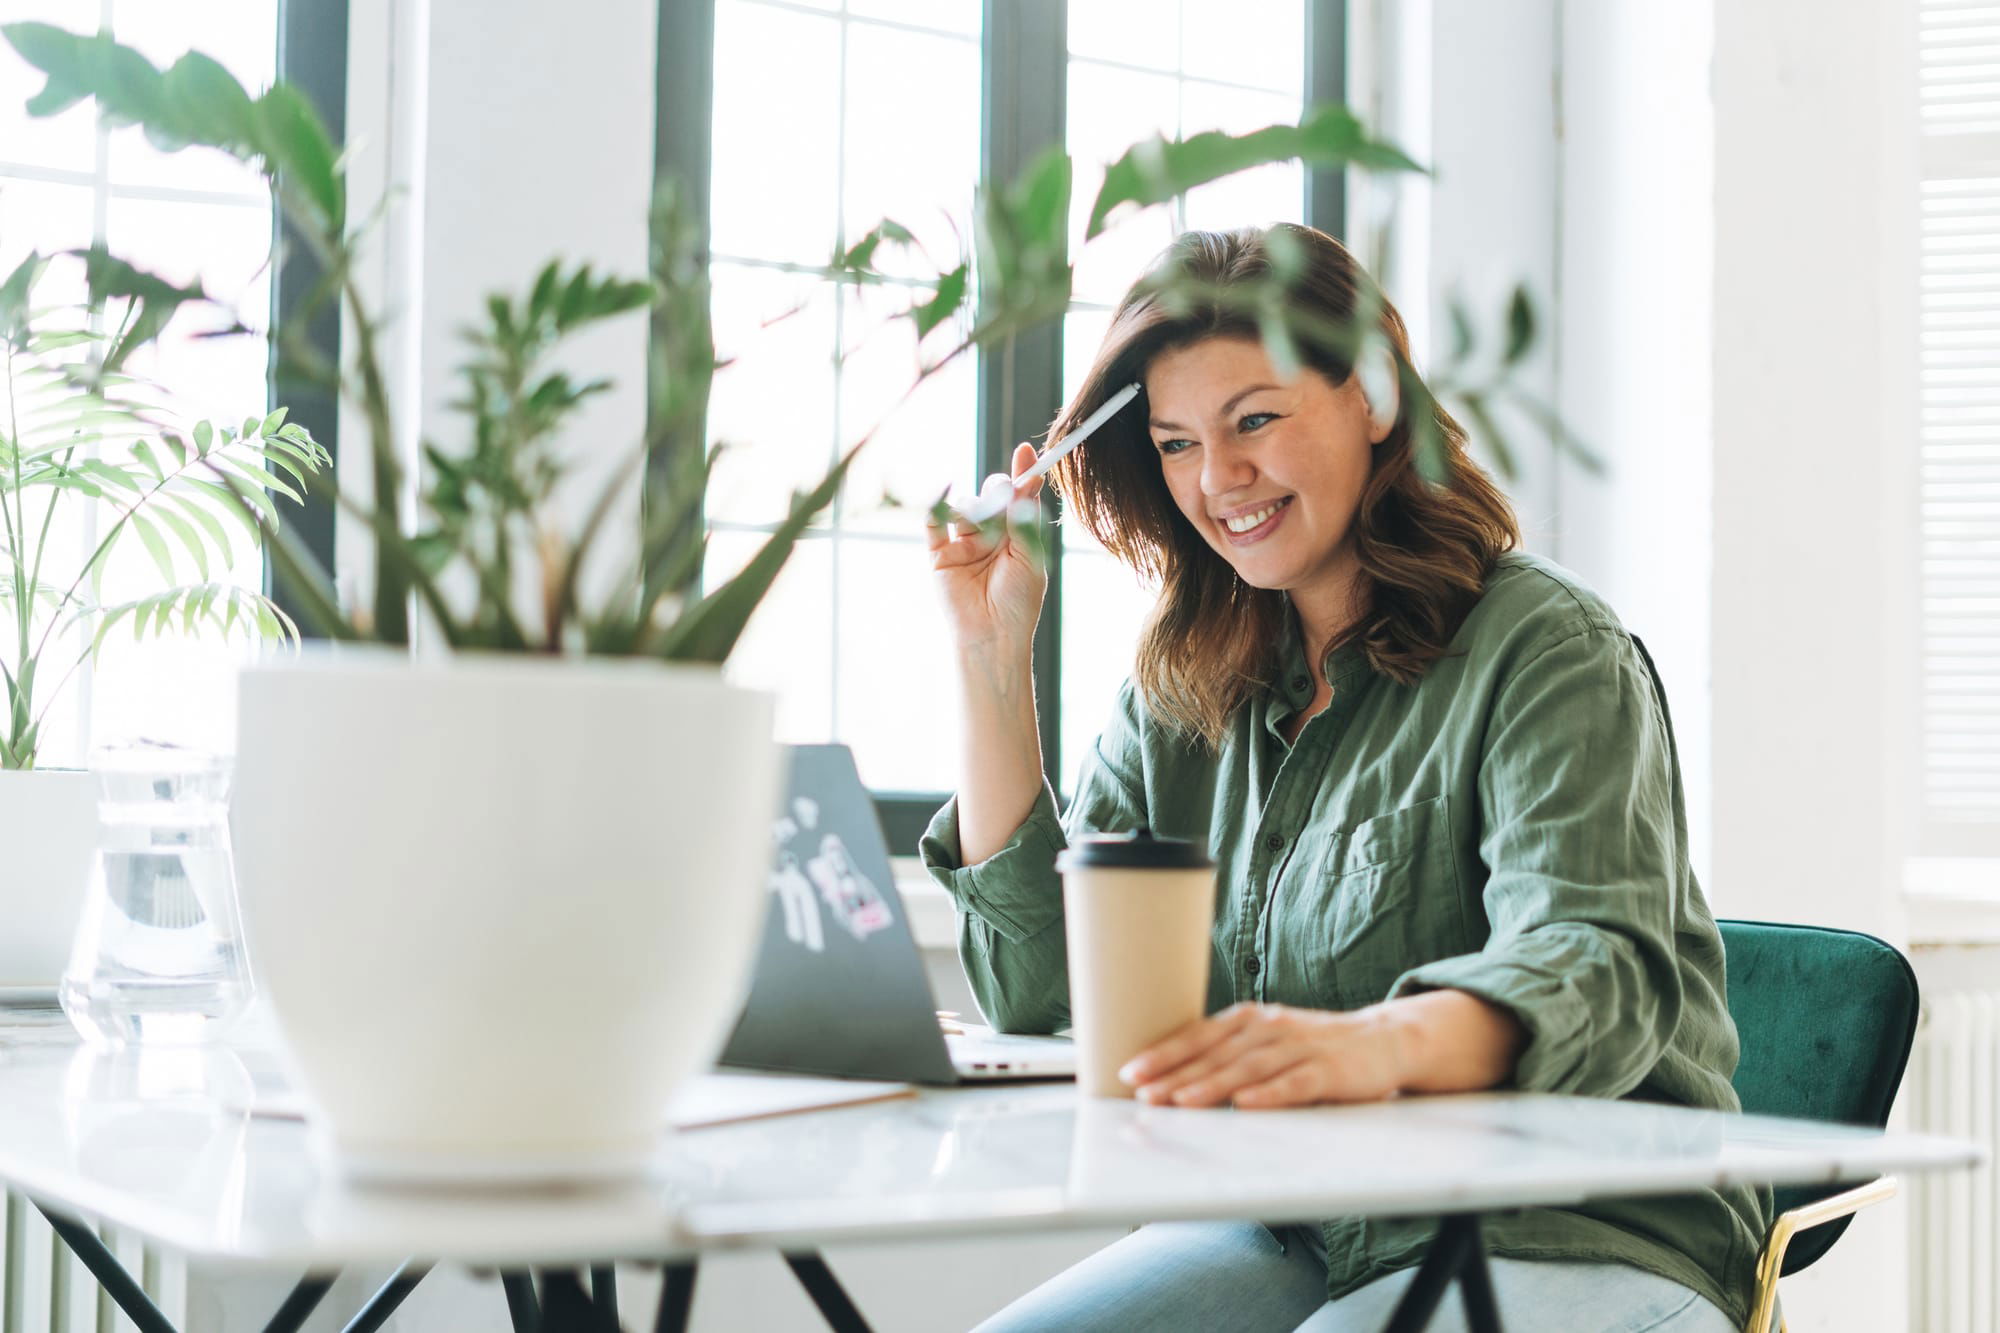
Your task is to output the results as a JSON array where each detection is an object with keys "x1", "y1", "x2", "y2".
[{"x1": 1742, "y1": 1177, "x2": 1898, "y2": 1333}]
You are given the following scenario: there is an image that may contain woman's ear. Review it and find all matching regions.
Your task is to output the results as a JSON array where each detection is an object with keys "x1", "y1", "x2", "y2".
[{"x1": 1356, "y1": 340, "x2": 1400, "y2": 443}]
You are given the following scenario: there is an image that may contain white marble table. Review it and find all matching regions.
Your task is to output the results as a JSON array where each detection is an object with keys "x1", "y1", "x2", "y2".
[{"x1": 0, "y1": 1039, "x2": 1982, "y2": 1330}]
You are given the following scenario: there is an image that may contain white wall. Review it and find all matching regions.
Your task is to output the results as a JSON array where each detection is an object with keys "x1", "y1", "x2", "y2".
[
  {"x1": 1553, "y1": 2, "x2": 1716, "y2": 890},
  {"x1": 1709, "y1": 2, "x2": 1920, "y2": 1326}
]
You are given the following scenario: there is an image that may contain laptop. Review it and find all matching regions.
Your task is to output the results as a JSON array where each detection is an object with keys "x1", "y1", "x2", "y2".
[{"x1": 718, "y1": 744, "x2": 1076, "y2": 1084}]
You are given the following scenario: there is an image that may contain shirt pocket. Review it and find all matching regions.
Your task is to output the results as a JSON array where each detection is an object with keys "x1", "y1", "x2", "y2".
[{"x1": 1297, "y1": 795, "x2": 1461, "y2": 1009}]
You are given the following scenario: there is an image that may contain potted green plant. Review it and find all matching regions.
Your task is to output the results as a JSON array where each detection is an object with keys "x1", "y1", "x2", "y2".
[
  {"x1": 0, "y1": 246, "x2": 325, "y2": 986},
  {"x1": 3, "y1": 23, "x2": 1570, "y2": 1180}
]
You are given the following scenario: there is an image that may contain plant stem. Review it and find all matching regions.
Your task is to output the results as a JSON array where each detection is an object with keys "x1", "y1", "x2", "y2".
[{"x1": 4, "y1": 341, "x2": 33, "y2": 764}]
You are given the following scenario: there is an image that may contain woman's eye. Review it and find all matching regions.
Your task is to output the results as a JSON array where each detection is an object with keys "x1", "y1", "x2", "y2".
[
  {"x1": 1156, "y1": 437, "x2": 1195, "y2": 456},
  {"x1": 1239, "y1": 412, "x2": 1278, "y2": 432}
]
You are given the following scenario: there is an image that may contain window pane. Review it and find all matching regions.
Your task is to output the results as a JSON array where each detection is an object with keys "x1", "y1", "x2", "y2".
[
  {"x1": 842, "y1": 23, "x2": 979, "y2": 280},
  {"x1": 1180, "y1": 82, "x2": 1303, "y2": 234},
  {"x1": 1068, "y1": 59, "x2": 1182, "y2": 305},
  {"x1": 1058, "y1": 0, "x2": 1307, "y2": 791},
  {"x1": 0, "y1": 179, "x2": 93, "y2": 304},
  {"x1": 711, "y1": 1, "x2": 841, "y2": 265},
  {"x1": 847, "y1": 0, "x2": 979, "y2": 39},
  {"x1": 711, "y1": 529, "x2": 835, "y2": 743},
  {"x1": 1179, "y1": 0, "x2": 1305, "y2": 95},
  {"x1": 1059, "y1": 546, "x2": 1154, "y2": 797},
  {"x1": 0, "y1": 0, "x2": 98, "y2": 173},
  {"x1": 1068, "y1": 0, "x2": 1179, "y2": 73},
  {"x1": 839, "y1": 280, "x2": 976, "y2": 538},
  {"x1": 706, "y1": 264, "x2": 838, "y2": 527},
  {"x1": 834, "y1": 536, "x2": 959, "y2": 792}
]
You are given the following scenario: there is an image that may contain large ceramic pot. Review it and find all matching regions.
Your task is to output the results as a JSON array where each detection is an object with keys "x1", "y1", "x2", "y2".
[
  {"x1": 233, "y1": 651, "x2": 778, "y2": 1183},
  {"x1": 0, "y1": 769, "x2": 97, "y2": 985}
]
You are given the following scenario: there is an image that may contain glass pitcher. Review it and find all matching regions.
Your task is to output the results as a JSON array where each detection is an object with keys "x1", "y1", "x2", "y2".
[{"x1": 59, "y1": 746, "x2": 252, "y2": 1045}]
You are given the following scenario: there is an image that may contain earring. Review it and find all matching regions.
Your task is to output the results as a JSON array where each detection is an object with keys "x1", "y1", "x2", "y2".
[{"x1": 1356, "y1": 339, "x2": 1400, "y2": 437}]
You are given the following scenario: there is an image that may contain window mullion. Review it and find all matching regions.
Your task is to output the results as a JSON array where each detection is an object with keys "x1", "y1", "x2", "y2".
[
  {"x1": 1305, "y1": 0, "x2": 1348, "y2": 238},
  {"x1": 269, "y1": 0, "x2": 349, "y2": 626},
  {"x1": 980, "y1": 0, "x2": 1068, "y2": 799}
]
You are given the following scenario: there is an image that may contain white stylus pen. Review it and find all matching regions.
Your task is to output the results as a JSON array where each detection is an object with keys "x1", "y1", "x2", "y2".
[{"x1": 951, "y1": 380, "x2": 1144, "y2": 523}]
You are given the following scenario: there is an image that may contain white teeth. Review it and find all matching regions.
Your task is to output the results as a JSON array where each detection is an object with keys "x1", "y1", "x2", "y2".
[{"x1": 1224, "y1": 500, "x2": 1285, "y2": 533}]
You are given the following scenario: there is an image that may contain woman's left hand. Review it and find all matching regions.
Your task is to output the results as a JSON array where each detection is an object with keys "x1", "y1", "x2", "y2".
[{"x1": 1118, "y1": 1002, "x2": 1407, "y2": 1109}]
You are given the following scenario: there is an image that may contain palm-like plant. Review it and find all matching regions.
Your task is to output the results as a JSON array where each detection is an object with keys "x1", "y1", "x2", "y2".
[
  {"x1": 0, "y1": 22, "x2": 1585, "y2": 685},
  {"x1": 0, "y1": 250, "x2": 327, "y2": 770}
]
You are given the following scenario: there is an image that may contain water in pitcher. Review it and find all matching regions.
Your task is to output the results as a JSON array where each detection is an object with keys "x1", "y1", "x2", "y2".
[{"x1": 59, "y1": 747, "x2": 251, "y2": 1045}]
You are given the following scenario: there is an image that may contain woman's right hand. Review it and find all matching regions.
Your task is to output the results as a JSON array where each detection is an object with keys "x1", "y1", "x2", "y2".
[{"x1": 927, "y1": 441, "x2": 1047, "y2": 656}]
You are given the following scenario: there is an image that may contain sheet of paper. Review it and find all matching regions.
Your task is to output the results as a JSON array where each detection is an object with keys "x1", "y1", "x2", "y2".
[{"x1": 242, "y1": 1070, "x2": 915, "y2": 1130}]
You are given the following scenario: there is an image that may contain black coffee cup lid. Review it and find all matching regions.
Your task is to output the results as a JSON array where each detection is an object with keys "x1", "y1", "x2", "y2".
[{"x1": 1056, "y1": 827, "x2": 1212, "y2": 871}]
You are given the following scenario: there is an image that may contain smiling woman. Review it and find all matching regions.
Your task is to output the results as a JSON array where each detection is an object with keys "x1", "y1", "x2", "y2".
[
  {"x1": 919, "y1": 224, "x2": 1763, "y2": 1331},
  {"x1": 1053, "y1": 224, "x2": 1518, "y2": 750}
]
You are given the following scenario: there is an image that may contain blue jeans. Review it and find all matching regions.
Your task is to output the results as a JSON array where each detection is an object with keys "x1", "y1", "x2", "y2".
[{"x1": 973, "y1": 1221, "x2": 1741, "y2": 1332}]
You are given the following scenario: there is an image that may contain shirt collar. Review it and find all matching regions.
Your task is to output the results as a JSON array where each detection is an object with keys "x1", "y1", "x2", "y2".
[{"x1": 1264, "y1": 606, "x2": 1373, "y2": 738}]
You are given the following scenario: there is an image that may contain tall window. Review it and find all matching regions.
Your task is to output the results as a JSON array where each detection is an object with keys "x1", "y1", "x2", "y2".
[
  {"x1": 1918, "y1": 0, "x2": 2000, "y2": 856},
  {"x1": 0, "y1": 0, "x2": 279, "y2": 764},
  {"x1": 696, "y1": 0, "x2": 1340, "y2": 850}
]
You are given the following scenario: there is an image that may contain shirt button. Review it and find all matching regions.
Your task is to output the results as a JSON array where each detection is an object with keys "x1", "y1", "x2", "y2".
[
  {"x1": 1245, "y1": 957, "x2": 1262, "y2": 976},
  {"x1": 1265, "y1": 832, "x2": 1284, "y2": 852}
]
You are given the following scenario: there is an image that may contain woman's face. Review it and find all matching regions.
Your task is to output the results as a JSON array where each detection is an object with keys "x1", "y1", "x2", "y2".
[{"x1": 1144, "y1": 335, "x2": 1389, "y2": 614}]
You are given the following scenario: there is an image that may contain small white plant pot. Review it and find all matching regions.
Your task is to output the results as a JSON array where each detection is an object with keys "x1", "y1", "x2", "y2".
[
  {"x1": 232, "y1": 651, "x2": 779, "y2": 1184},
  {"x1": 0, "y1": 769, "x2": 97, "y2": 986}
]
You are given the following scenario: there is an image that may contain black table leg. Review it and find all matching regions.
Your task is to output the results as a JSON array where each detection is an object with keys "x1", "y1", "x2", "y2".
[
  {"x1": 1381, "y1": 1215, "x2": 1503, "y2": 1333},
  {"x1": 590, "y1": 1264, "x2": 619, "y2": 1331},
  {"x1": 654, "y1": 1261, "x2": 698, "y2": 1333},
  {"x1": 36, "y1": 1204, "x2": 178, "y2": 1333},
  {"x1": 262, "y1": 1273, "x2": 338, "y2": 1333},
  {"x1": 783, "y1": 1252, "x2": 874, "y2": 1333},
  {"x1": 343, "y1": 1260, "x2": 432, "y2": 1333},
  {"x1": 541, "y1": 1271, "x2": 598, "y2": 1332},
  {"x1": 503, "y1": 1270, "x2": 542, "y2": 1332}
]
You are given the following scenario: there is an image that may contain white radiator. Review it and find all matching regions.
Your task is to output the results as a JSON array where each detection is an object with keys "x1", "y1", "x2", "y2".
[
  {"x1": 0, "y1": 1193, "x2": 184, "y2": 1333},
  {"x1": 1909, "y1": 990, "x2": 2000, "y2": 1333}
]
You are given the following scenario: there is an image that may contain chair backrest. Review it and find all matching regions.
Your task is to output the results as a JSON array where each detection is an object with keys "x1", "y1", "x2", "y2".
[{"x1": 1717, "y1": 919, "x2": 1921, "y2": 1274}]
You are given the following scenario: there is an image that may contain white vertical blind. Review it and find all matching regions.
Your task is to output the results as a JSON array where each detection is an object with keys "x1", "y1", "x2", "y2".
[{"x1": 1921, "y1": 1, "x2": 2000, "y2": 850}]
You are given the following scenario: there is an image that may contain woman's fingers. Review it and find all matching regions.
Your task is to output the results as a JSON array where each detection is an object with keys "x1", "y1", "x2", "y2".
[{"x1": 1009, "y1": 440, "x2": 1044, "y2": 502}]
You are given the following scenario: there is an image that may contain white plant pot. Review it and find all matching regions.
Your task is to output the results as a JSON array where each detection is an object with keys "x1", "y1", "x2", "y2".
[
  {"x1": 0, "y1": 769, "x2": 97, "y2": 986},
  {"x1": 233, "y1": 651, "x2": 778, "y2": 1183}
]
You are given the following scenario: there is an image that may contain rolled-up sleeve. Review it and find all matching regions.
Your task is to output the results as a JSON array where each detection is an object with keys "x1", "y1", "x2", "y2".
[
  {"x1": 920, "y1": 685, "x2": 1149, "y2": 1035},
  {"x1": 1388, "y1": 625, "x2": 1686, "y2": 1096}
]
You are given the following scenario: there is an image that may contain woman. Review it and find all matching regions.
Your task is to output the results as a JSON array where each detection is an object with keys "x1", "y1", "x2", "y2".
[{"x1": 920, "y1": 225, "x2": 1765, "y2": 1331}]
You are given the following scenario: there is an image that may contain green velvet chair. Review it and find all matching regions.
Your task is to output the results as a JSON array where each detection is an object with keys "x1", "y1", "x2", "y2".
[{"x1": 1718, "y1": 919, "x2": 1921, "y2": 1333}]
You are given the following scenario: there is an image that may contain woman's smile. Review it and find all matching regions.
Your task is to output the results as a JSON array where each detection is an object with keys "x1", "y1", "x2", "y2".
[{"x1": 1217, "y1": 495, "x2": 1294, "y2": 545}]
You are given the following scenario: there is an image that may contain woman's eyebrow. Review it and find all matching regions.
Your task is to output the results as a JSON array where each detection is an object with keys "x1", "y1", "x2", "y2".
[{"x1": 1147, "y1": 383, "x2": 1282, "y2": 432}]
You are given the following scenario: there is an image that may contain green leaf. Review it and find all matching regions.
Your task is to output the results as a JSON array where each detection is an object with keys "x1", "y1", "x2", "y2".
[
  {"x1": 128, "y1": 511, "x2": 176, "y2": 584},
  {"x1": 834, "y1": 219, "x2": 915, "y2": 278},
  {"x1": 912, "y1": 264, "x2": 969, "y2": 340},
  {"x1": 1086, "y1": 104, "x2": 1422, "y2": 239},
  {"x1": 159, "y1": 49, "x2": 258, "y2": 154},
  {"x1": 255, "y1": 81, "x2": 344, "y2": 229},
  {"x1": 1503, "y1": 285, "x2": 1535, "y2": 366},
  {"x1": 69, "y1": 246, "x2": 208, "y2": 371},
  {"x1": 180, "y1": 476, "x2": 265, "y2": 546},
  {"x1": 653, "y1": 440, "x2": 862, "y2": 663},
  {"x1": 128, "y1": 438, "x2": 165, "y2": 482},
  {"x1": 163, "y1": 493, "x2": 233, "y2": 565},
  {"x1": 259, "y1": 406, "x2": 287, "y2": 436},
  {"x1": 192, "y1": 419, "x2": 213, "y2": 454},
  {"x1": 147, "y1": 501, "x2": 209, "y2": 582},
  {"x1": 212, "y1": 456, "x2": 304, "y2": 506},
  {"x1": 1458, "y1": 393, "x2": 1519, "y2": 482}
]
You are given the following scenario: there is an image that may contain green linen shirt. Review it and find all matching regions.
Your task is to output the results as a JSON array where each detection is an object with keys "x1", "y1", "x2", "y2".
[{"x1": 921, "y1": 550, "x2": 1768, "y2": 1324}]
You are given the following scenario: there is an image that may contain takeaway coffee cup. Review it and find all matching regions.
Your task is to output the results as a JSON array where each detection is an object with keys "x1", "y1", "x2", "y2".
[{"x1": 1056, "y1": 829, "x2": 1216, "y2": 1099}]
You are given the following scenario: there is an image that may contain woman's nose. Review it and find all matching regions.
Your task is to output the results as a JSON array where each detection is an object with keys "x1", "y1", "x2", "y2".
[{"x1": 1200, "y1": 442, "x2": 1255, "y2": 495}]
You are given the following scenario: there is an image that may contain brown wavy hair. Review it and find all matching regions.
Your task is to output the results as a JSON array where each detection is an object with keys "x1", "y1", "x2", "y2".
[{"x1": 1048, "y1": 224, "x2": 1520, "y2": 752}]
